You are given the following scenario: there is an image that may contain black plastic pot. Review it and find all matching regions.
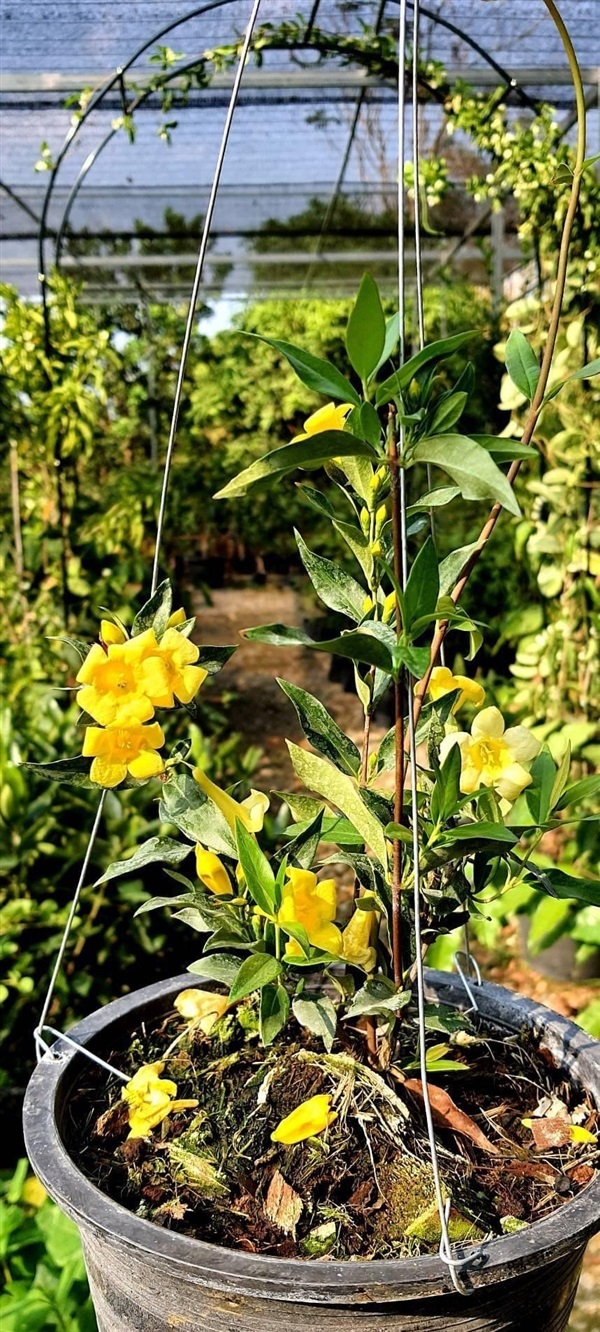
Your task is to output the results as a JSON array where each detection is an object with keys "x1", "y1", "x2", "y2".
[{"x1": 24, "y1": 972, "x2": 600, "y2": 1332}]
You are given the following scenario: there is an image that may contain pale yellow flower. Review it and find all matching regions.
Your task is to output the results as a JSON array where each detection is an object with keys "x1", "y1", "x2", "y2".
[
  {"x1": 174, "y1": 988, "x2": 230, "y2": 1034},
  {"x1": 271, "y1": 1094, "x2": 337, "y2": 1145},
  {"x1": 439, "y1": 706, "x2": 540, "y2": 806},
  {"x1": 291, "y1": 401, "x2": 353, "y2": 443},
  {"x1": 194, "y1": 769, "x2": 269, "y2": 833},
  {"x1": 195, "y1": 845, "x2": 232, "y2": 896},
  {"x1": 422, "y1": 665, "x2": 485, "y2": 713},
  {"x1": 122, "y1": 1061, "x2": 198, "y2": 1139},
  {"x1": 277, "y1": 866, "x2": 342, "y2": 960}
]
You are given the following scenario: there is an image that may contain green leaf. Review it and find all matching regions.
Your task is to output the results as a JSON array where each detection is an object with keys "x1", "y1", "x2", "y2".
[
  {"x1": 229, "y1": 953, "x2": 283, "y2": 1003},
  {"x1": 346, "y1": 272, "x2": 386, "y2": 383},
  {"x1": 282, "y1": 809, "x2": 326, "y2": 868},
  {"x1": 392, "y1": 642, "x2": 431, "y2": 677},
  {"x1": 431, "y1": 744, "x2": 462, "y2": 824},
  {"x1": 408, "y1": 486, "x2": 461, "y2": 512},
  {"x1": 471, "y1": 435, "x2": 537, "y2": 461},
  {"x1": 278, "y1": 679, "x2": 360, "y2": 776},
  {"x1": 282, "y1": 814, "x2": 365, "y2": 848},
  {"x1": 295, "y1": 530, "x2": 365, "y2": 622},
  {"x1": 188, "y1": 954, "x2": 241, "y2": 986},
  {"x1": 505, "y1": 330, "x2": 540, "y2": 402},
  {"x1": 437, "y1": 542, "x2": 480, "y2": 596},
  {"x1": 132, "y1": 578, "x2": 172, "y2": 637},
  {"x1": 333, "y1": 518, "x2": 374, "y2": 581},
  {"x1": 276, "y1": 791, "x2": 326, "y2": 822},
  {"x1": 23, "y1": 756, "x2": 93, "y2": 787},
  {"x1": 135, "y1": 892, "x2": 197, "y2": 917},
  {"x1": 287, "y1": 742, "x2": 388, "y2": 866},
  {"x1": 436, "y1": 823, "x2": 517, "y2": 848},
  {"x1": 373, "y1": 311, "x2": 400, "y2": 377},
  {"x1": 556, "y1": 774, "x2": 600, "y2": 811},
  {"x1": 292, "y1": 994, "x2": 337, "y2": 1052},
  {"x1": 235, "y1": 820, "x2": 277, "y2": 916},
  {"x1": 412, "y1": 435, "x2": 520, "y2": 517},
  {"x1": 428, "y1": 391, "x2": 468, "y2": 433},
  {"x1": 356, "y1": 402, "x2": 383, "y2": 448},
  {"x1": 95, "y1": 836, "x2": 191, "y2": 886},
  {"x1": 545, "y1": 356, "x2": 600, "y2": 401},
  {"x1": 403, "y1": 537, "x2": 439, "y2": 633},
  {"x1": 48, "y1": 634, "x2": 89, "y2": 661},
  {"x1": 550, "y1": 742, "x2": 571, "y2": 810},
  {"x1": 375, "y1": 332, "x2": 476, "y2": 406},
  {"x1": 526, "y1": 868, "x2": 600, "y2": 908},
  {"x1": 345, "y1": 979, "x2": 411, "y2": 1019},
  {"x1": 159, "y1": 772, "x2": 237, "y2": 857},
  {"x1": 242, "y1": 621, "x2": 394, "y2": 673},
  {"x1": 298, "y1": 483, "x2": 337, "y2": 519},
  {"x1": 260, "y1": 983, "x2": 290, "y2": 1045},
  {"x1": 526, "y1": 749, "x2": 558, "y2": 824},
  {"x1": 197, "y1": 645, "x2": 237, "y2": 674},
  {"x1": 245, "y1": 333, "x2": 360, "y2": 403},
  {"x1": 215, "y1": 431, "x2": 375, "y2": 500}
]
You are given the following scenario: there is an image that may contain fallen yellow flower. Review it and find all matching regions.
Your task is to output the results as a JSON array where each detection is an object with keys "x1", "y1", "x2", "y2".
[
  {"x1": 278, "y1": 866, "x2": 342, "y2": 959},
  {"x1": 291, "y1": 401, "x2": 353, "y2": 443},
  {"x1": 195, "y1": 845, "x2": 232, "y2": 896},
  {"x1": 341, "y1": 906, "x2": 378, "y2": 971},
  {"x1": 174, "y1": 988, "x2": 230, "y2": 1033},
  {"x1": 122, "y1": 1061, "x2": 198, "y2": 1140},
  {"x1": 439, "y1": 706, "x2": 540, "y2": 806},
  {"x1": 422, "y1": 665, "x2": 485, "y2": 713},
  {"x1": 194, "y1": 769, "x2": 269, "y2": 833},
  {"x1": 83, "y1": 720, "x2": 165, "y2": 788},
  {"x1": 271, "y1": 1094, "x2": 337, "y2": 1145}
]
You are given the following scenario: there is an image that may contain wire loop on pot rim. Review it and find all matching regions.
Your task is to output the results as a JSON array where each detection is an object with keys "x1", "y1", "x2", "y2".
[{"x1": 34, "y1": 1025, "x2": 128, "y2": 1083}]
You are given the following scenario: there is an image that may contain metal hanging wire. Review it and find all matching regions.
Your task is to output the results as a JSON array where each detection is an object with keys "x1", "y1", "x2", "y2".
[
  {"x1": 33, "y1": 0, "x2": 262, "y2": 1068},
  {"x1": 398, "y1": 0, "x2": 476, "y2": 1296}
]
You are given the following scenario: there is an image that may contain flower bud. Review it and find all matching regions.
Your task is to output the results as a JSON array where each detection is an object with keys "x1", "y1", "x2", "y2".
[
  {"x1": 370, "y1": 539, "x2": 383, "y2": 557},
  {"x1": 362, "y1": 595, "x2": 374, "y2": 616},
  {"x1": 382, "y1": 592, "x2": 396, "y2": 623},
  {"x1": 375, "y1": 503, "x2": 387, "y2": 534},
  {"x1": 360, "y1": 507, "x2": 370, "y2": 535}
]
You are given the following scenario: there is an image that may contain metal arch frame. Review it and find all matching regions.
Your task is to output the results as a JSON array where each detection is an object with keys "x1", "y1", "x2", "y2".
[{"x1": 38, "y1": 0, "x2": 550, "y2": 342}]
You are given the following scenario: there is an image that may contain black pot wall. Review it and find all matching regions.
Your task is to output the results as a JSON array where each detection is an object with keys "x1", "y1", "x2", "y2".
[{"x1": 23, "y1": 972, "x2": 600, "y2": 1332}]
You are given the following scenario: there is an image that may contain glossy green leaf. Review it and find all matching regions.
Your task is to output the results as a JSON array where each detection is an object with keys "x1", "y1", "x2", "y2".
[
  {"x1": 403, "y1": 537, "x2": 439, "y2": 633},
  {"x1": 293, "y1": 994, "x2": 337, "y2": 1052},
  {"x1": 235, "y1": 819, "x2": 277, "y2": 916},
  {"x1": 295, "y1": 529, "x2": 365, "y2": 622},
  {"x1": 428, "y1": 391, "x2": 468, "y2": 434},
  {"x1": 556, "y1": 774, "x2": 600, "y2": 811},
  {"x1": 412, "y1": 435, "x2": 521, "y2": 517},
  {"x1": 345, "y1": 979, "x2": 411, "y2": 1019},
  {"x1": 287, "y1": 742, "x2": 388, "y2": 866},
  {"x1": 132, "y1": 578, "x2": 172, "y2": 637},
  {"x1": 372, "y1": 311, "x2": 400, "y2": 377},
  {"x1": 242, "y1": 621, "x2": 395, "y2": 673},
  {"x1": 471, "y1": 435, "x2": 537, "y2": 461},
  {"x1": 159, "y1": 772, "x2": 237, "y2": 857},
  {"x1": 346, "y1": 273, "x2": 386, "y2": 383},
  {"x1": 95, "y1": 836, "x2": 191, "y2": 886},
  {"x1": 375, "y1": 331, "x2": 476, "y2": 405},
  {"x1": 228, "y1": 953, "x2": 283, "y2": 1003},
  {"x1": 245, "y1": 333, "x2": 360, "y2": 403},
  {"x1": 197, "y1": 645, "x2": 237, "y2": 674},
  {"x1": 278, "y1": 678, "x2": 361, "y2": 775},
  {"x1": 260, "y1": 983, "x2": 290, "y2": 1045},
  {"x1": 437, "y1": 542, "x2": 480, "y2": 596},
  {"x1": 544, "y1": 356, "x2": 600, "y2": 402},
  {"x1": 23, "y1": 756, "x2": 94, "y2": 788},
  {"x1": 188, "y1": 954, "x2": 241, "y2": 986},
  {"x1": 526, "y1": 867, "x2": 600, "y2": 907},
  {"x1": 215, "y1": 431, "x2": 375, "y2": 500},
  {"x1": 505, "y1": 329, "x2": 540, "y2": 402}
]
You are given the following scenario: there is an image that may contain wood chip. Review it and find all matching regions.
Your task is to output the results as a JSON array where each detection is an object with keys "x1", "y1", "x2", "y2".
[
  {"x1": 264, "y1": 1170, "x2": 304, "y2": 1237},
  {"x1": 524, "y1": 1118, "x2": 572, "y2": 1150},
  {"x1": 401, "y1": 1077, "x2": 501, "y2": 1155}
]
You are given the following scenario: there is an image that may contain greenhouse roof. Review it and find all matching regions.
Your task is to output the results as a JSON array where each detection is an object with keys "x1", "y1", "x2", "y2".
[{"x1": 1, "y1": 0, "x2": 599, "y2": 301}]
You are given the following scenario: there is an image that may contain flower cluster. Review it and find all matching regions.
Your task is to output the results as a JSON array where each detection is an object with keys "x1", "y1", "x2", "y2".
[
  {"x1": 77, "y1": 610, "x2": 207, "y2": 788},
  {"x1": 425, "y1": 668, "x2": 540, "y2": 809}
]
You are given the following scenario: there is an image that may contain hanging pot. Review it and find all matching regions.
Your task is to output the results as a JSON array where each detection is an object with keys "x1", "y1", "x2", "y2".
[{"x1": 23, "y1": 971, "x2": 600, "y2": 1332}]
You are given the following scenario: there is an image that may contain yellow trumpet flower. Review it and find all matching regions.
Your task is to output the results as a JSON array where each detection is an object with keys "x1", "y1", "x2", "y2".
[
  {"x1": 83, "y1": 720, "x2": 165, "y2": 788},
  {"x1": 341, "y1": 907, "x2": 378, "y2": 971},
  {"x1": 194, "y1": 769, "x2": 269, "y2": 833},
  {"x1": 122, "y1": 1061, "x2": 198, "y2": 1139},
  {"x1": 195, "y1": 845, "x2": 232, "y2": 896},
  {"x1": 439, "y1": 705, "x2": 540, "y2": 806},
  {"x1": 100, "y1": 619, "x2": 127, "y2": 646},
  {"x1": 291, "y1": 401, "x2": 354, "y2": 443},
  {"x1": 142, "y1": 627, "x2": 207, "y2": 708},
  {"x1": 421, "y1": 665, "x2": 485, "y2": 714},
  {"x1": 271, "y1": 1093, "x2": 337, "y2": 1145},
  {"x1": 174, "y1": 988, "x2": 230, "y2": 1034},
  {"x1": 76, "y1": 629, "x2": 161, "y2": 725},
  {"x1": 277, "y1": 866, "x2": 342, "y2": 960}
]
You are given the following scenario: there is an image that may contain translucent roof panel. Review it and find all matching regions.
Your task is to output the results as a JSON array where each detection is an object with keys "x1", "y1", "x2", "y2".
[{"x1": 1, "y1": 1, "x2": 598, "y2": 299}]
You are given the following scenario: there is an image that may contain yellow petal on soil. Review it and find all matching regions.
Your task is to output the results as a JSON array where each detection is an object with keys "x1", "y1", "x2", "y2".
[
  {"x1": 569, "y1": 1125, "x2": 597, "y2": 1144},
  {"x1": 271, "y1": 1093, "x2": 337, "y2": 1145},
  {"x1": 174, "y1": 988, "x2": 230, "y2": 1033}
]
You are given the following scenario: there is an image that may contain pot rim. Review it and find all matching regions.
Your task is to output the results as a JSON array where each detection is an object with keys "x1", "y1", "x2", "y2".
[{"x1": 23, "y1": 970, "x2": 600, "y2": 1302}]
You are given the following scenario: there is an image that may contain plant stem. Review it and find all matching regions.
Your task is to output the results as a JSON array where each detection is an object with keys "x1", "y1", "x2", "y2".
[
  {"x1": 388, "y1": 405, "x2": 404, "y2": 987},
  {"x1": 411, "y1": 0, "x2": 586, "y2": 735}
]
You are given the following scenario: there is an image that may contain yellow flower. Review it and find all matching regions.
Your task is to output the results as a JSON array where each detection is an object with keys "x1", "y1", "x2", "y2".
[
  {"x1": 83, "y1": 720, "x2": 165, "y2": 788},
  {"x1": 277, "y1": 866, "x2": 342, "y2": 960},
  {"x1": 195, "y1": 845, "x2": 232, "y2": 896},
  {"x1": 341, "y1": 907, "x2": 378, "y2": 971},
  {"x1": 422, "y1": 665, "x2": 485, "y2": 713},
  {"x1": 100, "y1": 619, "x2": 127, "y2": 646},
  {"x1": 174, "y1": 988, "x2": 230, "y2": 1034},
  {"x1": 291, "y1": 401, "x2": 354, "y2": 443},
  {"x1": 439, "y1": 706, "x2": 540, "y2": 806},
  {"x1": 76, "y1": 629, "x2": 162, "y2": 725},
  {"x1": 143, "y1": 627, "x2": 207, "y2": 708},
  {"x1": 194, "y1": 769, "x2": 270, "y2": 833},
  {"x1": 122, "y1": 1061, "x2": 198, "y2": 1140},
  {"x1": 271, "y1": 1094, "x2": 337, "y2": 1145}
]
